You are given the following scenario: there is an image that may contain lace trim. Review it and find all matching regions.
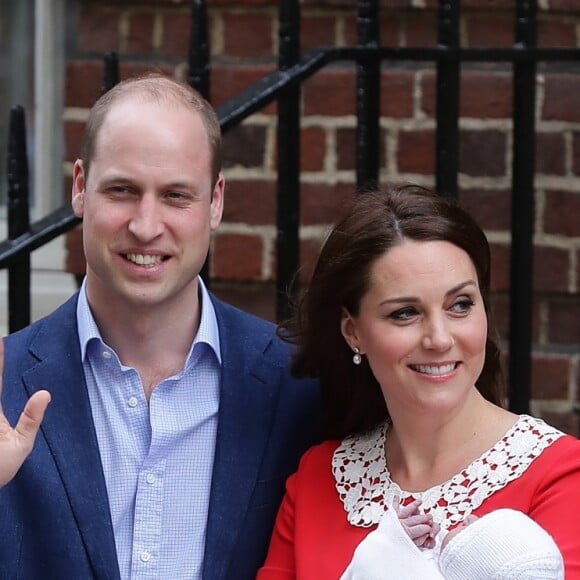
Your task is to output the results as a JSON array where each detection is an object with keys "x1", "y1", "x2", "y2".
[{"x1": 332, "y1": 415, "x2": 564, "y2": 529}]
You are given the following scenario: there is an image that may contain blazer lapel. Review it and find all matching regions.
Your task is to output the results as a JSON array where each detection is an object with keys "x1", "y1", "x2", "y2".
[
  {"x1": 203, "y1": 299, "x2": 281, "y2": 579},
  {"x1": 23, "y1": 298, "x2": 120, "y2": 579}
]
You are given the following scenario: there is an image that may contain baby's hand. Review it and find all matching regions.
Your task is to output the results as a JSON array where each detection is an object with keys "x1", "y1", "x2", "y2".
[{"x1": 394, "y1": 498, "x2": 440, "y2": 549}]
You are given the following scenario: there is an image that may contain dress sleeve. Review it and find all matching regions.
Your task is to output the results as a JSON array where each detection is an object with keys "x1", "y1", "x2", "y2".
[
  {"x1": 256, "y1": 466, "x2": 299, "y2": 579},
  {"x1": 526, "y1": 436, "x2": 580, "y2": 579}
]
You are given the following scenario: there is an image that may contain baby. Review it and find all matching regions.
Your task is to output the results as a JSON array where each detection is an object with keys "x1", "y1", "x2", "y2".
[{"x1": 341, "y1": 500, "x2": 564, "y2": 580}]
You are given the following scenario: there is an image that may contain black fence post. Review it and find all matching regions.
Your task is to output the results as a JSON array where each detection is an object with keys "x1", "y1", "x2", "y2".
[
  {"x1": 102, "y1": 52, "x2": 120, "y2": 94},
  {"x1": 508, "y1": 0, "x2": 537, "y2": 414},
  {"x1": 435, "y1": 0, "x2": 460, "y2": 199},
  {"x1": 6, "y1": 106, "x2": 31, "y2": 333},
  {"x1": 188, "y1": 0, "x2": 211, "y2": 284},
  {"x1": 276, "y1": 0, "x2": 301, "y2": 321},
  {"x1": 356, "y1": 0, "x2": 380, "y2": 193},
  {"x1": 188, "y1": 0, "x2": 210, "y2": 99}
]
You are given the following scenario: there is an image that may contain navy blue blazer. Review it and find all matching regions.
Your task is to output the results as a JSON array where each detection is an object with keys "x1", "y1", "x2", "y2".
[{"x1": 0, "y1": 293, "x2": 321, "y2": 579}]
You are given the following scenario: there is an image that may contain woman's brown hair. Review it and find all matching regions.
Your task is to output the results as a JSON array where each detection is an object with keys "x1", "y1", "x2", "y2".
[{"x1": 279, "y1": 184, "x2": 504, "y2": 439}]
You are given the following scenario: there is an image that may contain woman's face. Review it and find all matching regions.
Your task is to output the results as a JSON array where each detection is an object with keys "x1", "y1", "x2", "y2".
[{"x1": 341, "y1": 239, "x2": 487, "y2": 418}]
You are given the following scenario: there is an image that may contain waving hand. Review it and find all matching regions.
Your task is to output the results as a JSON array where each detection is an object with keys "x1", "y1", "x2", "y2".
[{"x1": 0, "y1": 337, "x2": 51, "y2": 487}]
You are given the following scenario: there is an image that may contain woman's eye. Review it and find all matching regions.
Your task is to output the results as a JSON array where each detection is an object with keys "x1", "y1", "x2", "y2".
[
  {"x1": 388, "y1": 307, "x2": 418, "y2": 322},
  {"x1": 450, "y1": 298, "x2": 474, "y2": 314}
]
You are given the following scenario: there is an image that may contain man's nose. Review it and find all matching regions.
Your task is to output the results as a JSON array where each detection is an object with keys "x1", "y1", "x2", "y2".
[{"x1": 127, "y1": 195, "x2": 164, "y2": 241}]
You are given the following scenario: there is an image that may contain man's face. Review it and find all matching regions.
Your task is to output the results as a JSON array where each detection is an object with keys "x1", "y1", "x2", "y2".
[{"x1": 71, "y1": 98, "x2": 224, "y2": 314}]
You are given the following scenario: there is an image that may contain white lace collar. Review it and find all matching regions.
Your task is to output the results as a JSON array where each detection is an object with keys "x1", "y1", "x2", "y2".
[{"x1": 332, "y1": 415, "x2": 564, "y2": 529}]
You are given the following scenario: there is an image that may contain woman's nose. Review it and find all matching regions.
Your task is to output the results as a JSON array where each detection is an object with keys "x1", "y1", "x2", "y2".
[{"x1": 421, "y1": 318, "x2": 454, "y2": 351}]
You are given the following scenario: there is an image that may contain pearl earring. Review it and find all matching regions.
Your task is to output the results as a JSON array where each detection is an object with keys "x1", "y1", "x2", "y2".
[{"x1": 352, "y1": 347, "x2": 362, "y2": 365}]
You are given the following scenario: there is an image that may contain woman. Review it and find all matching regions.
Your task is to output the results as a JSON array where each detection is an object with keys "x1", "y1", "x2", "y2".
[{"x1": 257, "y1": 184, "x2": 580, "y2": 578}]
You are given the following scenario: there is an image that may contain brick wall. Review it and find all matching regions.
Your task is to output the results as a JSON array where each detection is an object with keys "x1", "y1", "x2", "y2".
[{"x1": 64, "y1": 0, "x2": 580, "y2": 434}]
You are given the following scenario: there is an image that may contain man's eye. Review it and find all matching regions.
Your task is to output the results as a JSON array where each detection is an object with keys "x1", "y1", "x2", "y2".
[{"x1": 109, "y1": 186, "x2": 131, "y2": 194}]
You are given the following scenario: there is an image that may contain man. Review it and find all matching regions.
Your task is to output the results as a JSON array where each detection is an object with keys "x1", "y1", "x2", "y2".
[{"x1": 0, "y1": 74, "x2": 320, "y2": 579}]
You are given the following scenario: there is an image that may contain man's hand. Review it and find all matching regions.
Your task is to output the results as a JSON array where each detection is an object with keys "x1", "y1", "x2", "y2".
[{"x1": 0, "y1": 337, "x2": 51, "y2": 487}]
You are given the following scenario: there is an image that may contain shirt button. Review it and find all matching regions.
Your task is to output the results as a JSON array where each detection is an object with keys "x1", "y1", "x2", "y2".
[
  {"x1": 140, "y1": 551, "x2": 151, "y2": 563},
  {"x1": 102, "y1": 350, "x2": 112, "y2": 359},
  {"x1": 128, "y1": 396, "x2": 138, "y2": 408},
  {"x1": 146, "y1": 473, "x2": 156, "y2": 485}
]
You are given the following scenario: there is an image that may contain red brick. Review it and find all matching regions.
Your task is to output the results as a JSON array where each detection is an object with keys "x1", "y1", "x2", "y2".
[
  {"x1": 465, "y1": 14, "x2": 513, "y2": 48},
  {"x1": 66, "y1": 61, "x2": 105, "y2": 107},
  {"x1": 543, "y1": 74, "x2": 580, "y2": 122},
  {"x1": 336, "y1": 128, "x2": 356, "y2": 171},
  {"x1": 127, "y1": 11, "x2": 155, "y2": 54},
  {"x1": 537, "y1": 410, "x2": 578, "y2": 438},
  {"x1": 78, "y1": 7, "x2": 122, "y2": 53},
  {"x1": 489, "y1": 292, "x2": 542, "y2": 343},
  {"x1": 462, "y1": 0, "x2": 513, "y2": 7},
  {"x1": 344, "y1": 11, "x2": 399, "y2": 45},
  {"x1": 301, "y1": 183, "x2": 354, "y2": 225},
  {"x1": 222, "y1": 179, "x2": 275, "y2": 225},
  {"x1": 461, "y1": 72, "x2": 513, "y2": 119},
  {"x1": 538, "y1": 19, "x2": 577, "y2": 47},
  {"x1": 397, "y1": 130, "x2": 434, "y2": 175},
  {"x1": 302, "y1": 15, "x2": 337, "y2": 50},
  {"x1": 406, "y1": 12, "x2": 437, "y2": 47},
  {"x1": 422, "y1": 71, "x2": 512, "y2": 120},
  {"x1": 302, "y1": 69, "x2": 356, "y2": 116},
  {"x1": 64, "y1": 122, "x2": 86, "y2": 163},
  {"x1": 536, "y1": 133, "x2": 566, "y2": 175},
  {"x1": 546, "y1": 0, "x2": 580, "y2": 13},
  {"x1": 301, "y1": 127, "x2": 326, "y2": 172},
  {"x1": 160, "y1": 10, "x2": 191, "y2": 58},
  {"x1": 489, "y1": 242, "x2": 510, "y2": 291},
  {"x1": 531, "y1": 355, "x2": 571, "y2": 400},
  {"x1": 543, "y1": 189, "x2": 580, "y2": 237},
  {"x1": 489, "y1": 292, "x2": 510, "y2": 342},
  {"x1": 534, "y1": 245, "x2": 570, "y2": 292},
  {"x1": 65, "y1": 227, "x2": 86, "y2": 275},
  {"x1": 223, "y1": 13, "x2": 274, "y2": 58},
  {"x1": 380, "y1": 70, "x2": 414, "y2": 118},
  {"x1": 547, "y1": 297, "x2": 580, "y2": 344},
  {"x1": 212, "y1": 281, "x2": 276, "y2": 323},
  {"x1": 212, "y1": 233, "x2": 263, "y2": 281},
  {"x1": 299, "y1": 237, "x2": 325, "y2": 284},
  {"x1": 211, "y1": 64, "x2": 276, "y2": 112},
  {"x1": 458, "y1": 188, "x2": 511, "y2": 231},
  {"x1": 119, "y1": 63, "x2": 175, "y2": 81},
  {"x1": 573, "y1": 132, "x2": 580, "y2": 175},
  {"x1": 210, "y1": 0, "x2": 276, "y2": 5},
  {"x1": 222, "y1": 124, "x2": 268, "y2": 169},
  {"x1": 460, "y1": 130, "x2": 507, "y2": 177}
]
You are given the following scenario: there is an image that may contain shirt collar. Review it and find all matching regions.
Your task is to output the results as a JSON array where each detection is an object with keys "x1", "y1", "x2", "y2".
[{"x1": 76, "y1": 276, "x2": 221, "y2": 365}]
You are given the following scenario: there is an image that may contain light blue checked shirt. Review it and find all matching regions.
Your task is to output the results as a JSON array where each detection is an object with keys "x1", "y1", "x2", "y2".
[{"x1": 77, "y1": 278, "x2": 221, "y2": 580}]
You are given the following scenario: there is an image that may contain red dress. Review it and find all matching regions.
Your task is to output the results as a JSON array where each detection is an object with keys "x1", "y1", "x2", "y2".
[{"x1": 258, "y1": 416, "x2": 580, "y2": 579}]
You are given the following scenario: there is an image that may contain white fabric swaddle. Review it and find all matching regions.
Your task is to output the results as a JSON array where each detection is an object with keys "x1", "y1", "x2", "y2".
[{"x1": 341, "y1": 508, "x2": 563, "y2": 580}]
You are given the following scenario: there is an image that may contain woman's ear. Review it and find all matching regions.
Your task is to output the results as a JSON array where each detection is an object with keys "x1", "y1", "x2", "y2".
[{"x1": 340, "y1": 307, "x2": 360, "y2": 351}]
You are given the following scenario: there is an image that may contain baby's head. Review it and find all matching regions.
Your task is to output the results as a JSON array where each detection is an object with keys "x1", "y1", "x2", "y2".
[
  {"x1": 439, "y1": 509, "x2": 563, "y2": 580},
  {"x1": 440, "y1": 514, "x2": 479, "y2": 551}
]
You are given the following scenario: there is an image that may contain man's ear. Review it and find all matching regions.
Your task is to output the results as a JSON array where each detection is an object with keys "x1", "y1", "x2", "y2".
[
  {"x1": 71, "y1": 159, "x2": 86, "y2": 218},
  {"x1": 210, "y1": 173, "x2": 225, "y2": 230}
]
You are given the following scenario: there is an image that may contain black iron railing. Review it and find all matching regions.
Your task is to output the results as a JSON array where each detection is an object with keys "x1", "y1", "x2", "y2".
[{"x1": 2, "y1": 0, "x2": 580, "y2": 415}]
